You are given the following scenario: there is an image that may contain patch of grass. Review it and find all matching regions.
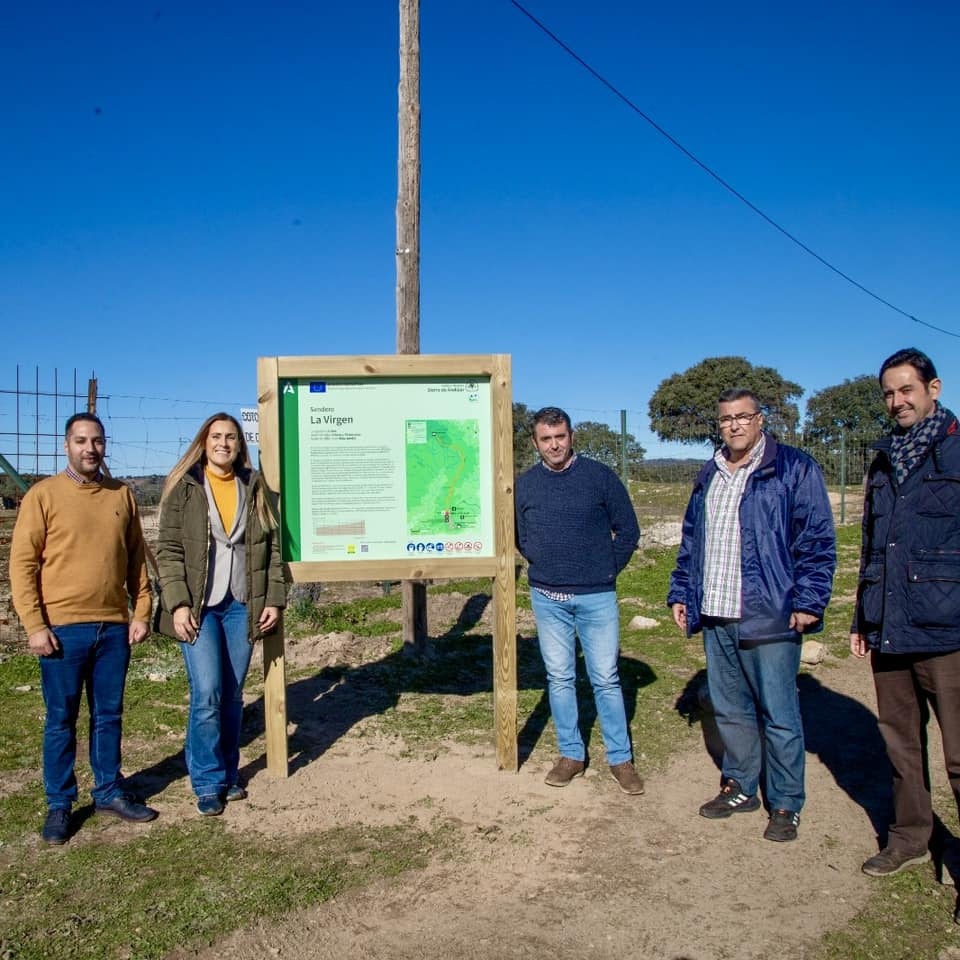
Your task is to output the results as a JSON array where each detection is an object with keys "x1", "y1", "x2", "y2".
[
  {"x1": 812, "y1": 868, "x2": 958, "y2": 960},
  {"x1": 615, "y1": 547, "x2": 710, "y2": 769},
  {"x1": 354, "y1": 545, "x2": 706, "y2": 772},
  {"x1": 0, "y1": 818, "x2": 452, "y2": 960},
  {"x1": 285, "y1": 595, "x2": 402, "y2": 638},
  {"x1": 618, "y1": 547, "x2": 676, "y2": 607},
  {"x1": 832, "y1": 523, "x2": 863, "y2": 595},
  {"x1": 0, "y1": 656, "x2": 44, "y2": 771},
  {"x1": 381, "y1": 692, "x2": 493, "y2": 744},
  {"x1": 428, "y1": 578, "x2": 493, "y2": 596},
  {"x1": 0, "y1": 780, "x2": 45, "y2": 843},
  {"x1": 121, "y1": 640, "x2": 192, "y2": 737}
]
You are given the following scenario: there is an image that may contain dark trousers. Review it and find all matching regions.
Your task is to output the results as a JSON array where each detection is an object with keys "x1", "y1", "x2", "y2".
[{"x1": 872, "y1": 647, "x2": 960, "y2": 852}]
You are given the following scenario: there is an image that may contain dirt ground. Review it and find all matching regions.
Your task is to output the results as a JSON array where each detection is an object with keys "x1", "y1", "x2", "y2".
[
  {"x1": 156, "y1": 643, "x2": 955, "y2": 960},
  {"x1": 6, "y1": 501, "x2": 952, "y2": 960}
]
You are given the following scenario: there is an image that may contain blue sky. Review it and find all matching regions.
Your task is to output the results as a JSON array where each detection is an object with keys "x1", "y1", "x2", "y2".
[{"x1": 2, "y1": 1, "x2": 958, "y2": 473}]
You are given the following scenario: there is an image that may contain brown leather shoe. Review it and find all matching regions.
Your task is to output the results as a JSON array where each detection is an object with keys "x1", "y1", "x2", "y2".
[
  {"x1": 609, "y1": 761, "x2": 645, "y2": 795},
  {"x1": 545, "y1": 756, "x2": 586, "y2": 787}
]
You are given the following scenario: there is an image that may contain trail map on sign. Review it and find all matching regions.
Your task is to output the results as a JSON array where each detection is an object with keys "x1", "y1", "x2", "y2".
[{"x1": 405, "y1": 419, "x2": 481, "y2": 536}]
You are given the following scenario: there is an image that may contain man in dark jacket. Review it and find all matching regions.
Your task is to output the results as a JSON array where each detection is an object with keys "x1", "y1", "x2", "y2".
[
  {"x1": 668, "y1": 389, "x2": 835, "y2": 842},
  {"x1": 515, "y1": 406, "x2": 644, "y2": 796},
  {"x1": 851, "y1": 347, "x2": 960, "y2": 879}
]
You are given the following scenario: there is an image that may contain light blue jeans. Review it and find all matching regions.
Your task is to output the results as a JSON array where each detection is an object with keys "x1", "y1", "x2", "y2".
[
  {"x1": 180, "y1": 594, "x2": 252, "y2": 799},
  {"x1": 703, "y1": 618, "x2": 805, "y2": 812},
  {"x1": 530, "y1": 589, "x2": 632, "y2": 765}
]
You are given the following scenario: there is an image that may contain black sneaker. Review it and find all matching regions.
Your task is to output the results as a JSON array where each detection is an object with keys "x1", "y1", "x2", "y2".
[
  {"x1": 764, "y1": 808, "x2": 800, "y2": 842},
  {"x1": 41, "y1": 808, "x2": 71, "y2": 845},
  {"x1": 699, "y1": 779, "x2": 761, "y2": 819},
  {"x1": 95, "y1": 794, "x2": 159, "y2": 822}
]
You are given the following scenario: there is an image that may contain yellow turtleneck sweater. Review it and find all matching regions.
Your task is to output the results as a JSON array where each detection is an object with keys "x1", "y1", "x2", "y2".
[{"x1": 205, "y1": 466, "x2": 238, "y2": 533}]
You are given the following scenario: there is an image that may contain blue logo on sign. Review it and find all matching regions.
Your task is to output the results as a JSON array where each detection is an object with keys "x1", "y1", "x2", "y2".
[
  {"x1": 406, "y1": 543, "x2": 416, "y2": 552},
  {"x1": 435, "y1": 542, "x2": 444, "y2": 552},
  {"x1": 309, "y1": 382, "x2": 327, "y2": 393}
]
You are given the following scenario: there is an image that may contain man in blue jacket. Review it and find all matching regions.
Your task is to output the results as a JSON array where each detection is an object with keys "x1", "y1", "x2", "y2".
[
  {"x1": 515, "y1": 406, "x2": 644, "y2": 795},
  {"x1": 851, "y1": 348, "x2": 960, "y2": 880},
  {"x1": 668, "y1": 389, "x2": 835, "y2": 842}
]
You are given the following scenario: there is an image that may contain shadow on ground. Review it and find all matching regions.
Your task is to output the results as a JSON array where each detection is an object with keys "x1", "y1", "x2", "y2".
[
  {"x1": 798, "y1": 672, "x2": 893, "y2": 840},
  {"x1": 672, "y1": 668, "x2": 894, "y2": 838},
  {"x1": 131, "y1": 592, "x2": 659, "y2": 798}
]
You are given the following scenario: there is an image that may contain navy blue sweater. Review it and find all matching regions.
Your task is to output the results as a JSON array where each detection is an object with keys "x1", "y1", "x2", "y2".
[{"x1": 515, "y1": 456, "x2": 640, "y2": 594}]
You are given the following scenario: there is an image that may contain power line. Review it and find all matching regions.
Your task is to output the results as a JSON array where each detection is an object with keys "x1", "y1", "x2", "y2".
[
  {"x1": 107, "y1": 394, "x2": 249, "y2": 405},
  {"x1": 508, "y1": 0, "x2": 958, "y2": 339}
]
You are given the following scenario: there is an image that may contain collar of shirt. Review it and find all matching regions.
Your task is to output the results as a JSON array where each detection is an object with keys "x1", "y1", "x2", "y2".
[
  {"x1": 714, "y1": 433, "x2": 766, "y2": 480},
  {"x1": 540, "y1": 451, "x2": 578, "y2": 473},
  {"x1": 63, "y1": 465, "x2": 103, "y2": 485}
]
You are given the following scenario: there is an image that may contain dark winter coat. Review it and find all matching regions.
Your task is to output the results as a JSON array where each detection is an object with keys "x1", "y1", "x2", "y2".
[
  {"x1": 667, "y1": 436, "x2": 836, "y2": 643},
  {"x1": 853, "y1": 410, "x2": 960, "y2": 654},
  {"x1": 156, "y1": 464, "x2": 286, "y2": 642}
]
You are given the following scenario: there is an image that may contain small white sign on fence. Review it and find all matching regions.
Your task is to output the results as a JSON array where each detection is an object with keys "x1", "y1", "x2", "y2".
[{"x1": 240, "y1": 407, "x2": 259, "y2": 449}]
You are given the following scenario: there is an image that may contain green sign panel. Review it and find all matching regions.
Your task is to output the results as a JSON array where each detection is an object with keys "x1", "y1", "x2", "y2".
[{"x1": 278, "y1": 376, "x2": 494, "y2": 563}]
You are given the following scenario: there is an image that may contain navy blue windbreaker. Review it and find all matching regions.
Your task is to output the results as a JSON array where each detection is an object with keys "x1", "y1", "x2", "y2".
[
  {"x1": 667, "y1": 436, "x2": 836, "y2": 642},
  {"x1": 853, "y1": 409, "x2": 960, "y2": 654}
]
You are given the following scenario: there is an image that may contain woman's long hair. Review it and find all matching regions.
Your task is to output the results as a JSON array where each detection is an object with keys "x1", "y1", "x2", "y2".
[{"x1": 160, "y1": 412, "x2": 277, "y2": 530}]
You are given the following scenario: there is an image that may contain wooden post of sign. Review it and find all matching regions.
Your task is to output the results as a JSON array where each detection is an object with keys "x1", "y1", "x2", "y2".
[
  {"x1": 259, "y1": 354, "x2": 518, "y2": 771},
  {"x1": 261, "y1": 618, "x2": 288, "y2": 778},
  {"x1": 257, "y1": 356, "x2": 289, "y2": 777},
  {"x1": 396, "y1": 0, "x2": 428, "y2": 653},
  {"x1": 491, "y1": 355, "x2": 518, "y2": 770}
]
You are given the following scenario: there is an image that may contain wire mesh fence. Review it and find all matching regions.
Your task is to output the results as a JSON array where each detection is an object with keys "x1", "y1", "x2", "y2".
[{"x1": 0, "y1": 370, "x2": 877, "y2": 646}]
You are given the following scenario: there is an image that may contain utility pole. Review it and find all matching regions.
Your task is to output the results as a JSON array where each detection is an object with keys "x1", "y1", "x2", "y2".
[{"x1": 396, "y1": 0, "x2": 427, "y2": 650}]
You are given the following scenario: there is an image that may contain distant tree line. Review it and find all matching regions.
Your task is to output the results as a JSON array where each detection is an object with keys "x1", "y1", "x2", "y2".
[
  {"x1": 516, "y1": 356, "x2": 889, "y2": 483},
  {"x1": 512, "y1": 403, "x2": 646, "y2": 475},
  {"x1": 645, "y1": 355, "x2": 887, "y2": 483}
]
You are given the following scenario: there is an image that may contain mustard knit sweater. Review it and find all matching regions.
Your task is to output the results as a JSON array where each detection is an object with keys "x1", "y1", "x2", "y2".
[
  {"x1": 10, "y1": 473, "x2": 152, "y2": 635},
  {"x1": 205, "y1": 466, "x2": 237, "y2": 533}
]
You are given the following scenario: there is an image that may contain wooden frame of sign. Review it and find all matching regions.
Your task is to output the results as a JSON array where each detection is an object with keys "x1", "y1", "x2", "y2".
[{"x1": 256, "y1": 354, "x2": 517, "y2": 774}]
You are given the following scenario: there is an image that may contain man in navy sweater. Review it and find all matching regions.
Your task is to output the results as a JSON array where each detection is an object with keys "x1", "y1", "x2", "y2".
[{"x1": 515, "y1": 406, "x2": 644, "y2": 794}]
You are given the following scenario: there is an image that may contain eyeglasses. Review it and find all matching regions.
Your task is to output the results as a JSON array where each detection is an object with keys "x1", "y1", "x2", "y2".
[{"x1": 717, "y1": 412, "x2": 761, "y2": 428}]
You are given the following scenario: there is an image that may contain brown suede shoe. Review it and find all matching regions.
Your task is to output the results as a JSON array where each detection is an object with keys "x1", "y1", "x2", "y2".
[
  {"x1": 609, "y1": 761, "x2": 645, "y2": 795},
  {"x1": 545, "y1": 756, "x2": 586, "y2": 787}
]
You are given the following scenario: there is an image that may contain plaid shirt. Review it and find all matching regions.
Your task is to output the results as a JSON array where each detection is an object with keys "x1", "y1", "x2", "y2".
[
  {"x1": 701, "y1": 435, "x2": 766, "y2": 618},
  {"x1": 64, "y1": 465, "x2": 103, "y2": 485}
]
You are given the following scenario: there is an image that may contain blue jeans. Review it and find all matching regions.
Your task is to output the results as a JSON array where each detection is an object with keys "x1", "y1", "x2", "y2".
[
  {"x1": 180, "y1": 595, "x2": 252, "y2": 798},
  {"x1": 40, "y1": 621, "x2": 131, "y2": 809},
  {"x1": 703, "y1": 618, "x2": 805, "y2": 812},
  {"x1": 530, "y1": 589, "x2": 632, "y2": 765}
]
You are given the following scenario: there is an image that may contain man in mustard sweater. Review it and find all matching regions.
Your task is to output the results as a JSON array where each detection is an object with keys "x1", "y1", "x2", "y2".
[{"x1": 11, "y1": 413, "x2": 158, "y2": 844}]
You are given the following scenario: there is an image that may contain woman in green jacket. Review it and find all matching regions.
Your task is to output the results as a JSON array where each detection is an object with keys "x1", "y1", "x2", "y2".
[{"x1": 157, "y1": 413, "x2": 285, "y2": 816}]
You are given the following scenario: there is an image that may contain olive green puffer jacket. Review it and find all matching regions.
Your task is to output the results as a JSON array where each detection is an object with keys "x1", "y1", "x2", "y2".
[{"x1": 156, "y1": 465, "x2": 286, "y2": 642}]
